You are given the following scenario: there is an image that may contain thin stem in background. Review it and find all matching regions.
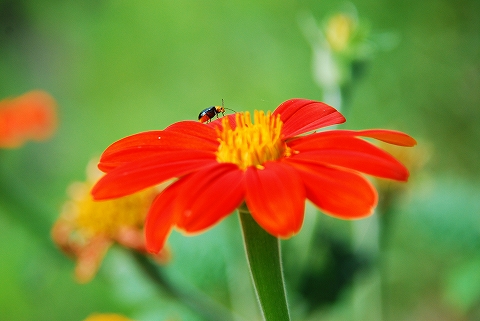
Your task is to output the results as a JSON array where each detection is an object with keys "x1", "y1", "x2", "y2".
[{"x1": 130, "y1": 250, "x2": 241, "y2": 321}]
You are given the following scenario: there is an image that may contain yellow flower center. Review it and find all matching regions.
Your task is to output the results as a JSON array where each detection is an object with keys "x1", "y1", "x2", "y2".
[{"x1": 216, "y1": 111, "x2": 291, "y2": 170}]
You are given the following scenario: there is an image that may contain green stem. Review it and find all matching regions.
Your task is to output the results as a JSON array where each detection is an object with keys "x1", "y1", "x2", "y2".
[
  {"x1": 238, "y1": 205, "x2": 291, "y2": 321},
  {"x1": 0, "y1": 163, "x2": 61, "y2": 259}
]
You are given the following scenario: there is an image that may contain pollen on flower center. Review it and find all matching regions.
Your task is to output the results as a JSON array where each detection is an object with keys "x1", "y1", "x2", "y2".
[{"x1": 216, "y1": 111, "x2": 290, "y2": 170}]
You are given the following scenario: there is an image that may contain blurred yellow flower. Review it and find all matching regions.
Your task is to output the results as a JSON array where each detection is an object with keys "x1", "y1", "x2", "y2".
[
  {"x1": 83, "y1": 313, "x2": 136, "y2": 321},
  {"x1": 52, "y1": 159, "x2": 170, "y2": 283},
  {"x1": 325, "y1": 14, "x2": 356, "y2": 53}
]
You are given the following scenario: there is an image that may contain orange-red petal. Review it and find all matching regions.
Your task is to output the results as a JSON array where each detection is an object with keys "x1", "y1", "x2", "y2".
[
  {"x1": 288, "y1": 134, "x2": 410, "y2": 181},
  {"x1": 355, "y1": 129, "x2": 416, "y2": 146},
  {"x1": 75, "y1": 236, "x2": 113, "y2": 283},
  {"x1": 99, "y1": 122, "x2": 218, "y2": 172},
  {"x1": 273, "y1": 99, "x2": 346, "y2": 138},
  {"x1": 164, "y1": 120, "x2": 218, "y2": 141},
  {"x1": 175, "y1": 163, "x2": 245, "y2": 233},
  {"x1": 285, "y1": 159, "x2": 377, "y2": 219},
  {"x1": 300, "y1": 129, "x2": 417, "y2": 147},
  {"x1": 206, "y1": 113, "x2": 237, "y2": 130},
  {"x1": 92, "y1": 150, "x2": 216, "y2": 200},
  {"x1": 245, "y1": 162, "x2": 305, "y2": 238},
  {"x1": 145, "y1": 179, "x2": 186, "y2": 253}
]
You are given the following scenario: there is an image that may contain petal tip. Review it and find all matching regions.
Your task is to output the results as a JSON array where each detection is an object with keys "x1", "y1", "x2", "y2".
[{"x1": 146, "y1": 241, "x2": 163, "y2": 254}]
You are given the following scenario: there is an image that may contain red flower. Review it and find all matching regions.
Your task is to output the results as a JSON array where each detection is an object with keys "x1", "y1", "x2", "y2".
[
  {"x1": 0, "y1": 90, "x2": 57, "y2": 148},
  {"x1": 92, "y1": 99, "x2": 416, "y2": 253}
]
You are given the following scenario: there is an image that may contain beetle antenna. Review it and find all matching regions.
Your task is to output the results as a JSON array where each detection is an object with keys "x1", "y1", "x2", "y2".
[{"x1": 221, "y1": 99, "x2": 236, "y2": 113}]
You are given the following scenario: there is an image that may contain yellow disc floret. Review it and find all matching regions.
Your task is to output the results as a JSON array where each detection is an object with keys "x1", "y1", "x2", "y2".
[
  {"x1": 216, "y1": 111, "x2": 291, "y2": 170},
  {"x1": 73, "y1": 184, "x2": 156, "y2": 238}
]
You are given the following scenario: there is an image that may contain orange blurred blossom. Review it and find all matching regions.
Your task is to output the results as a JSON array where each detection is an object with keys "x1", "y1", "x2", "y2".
[{"x1": 0, "y1": 90, "x2": 57, "y2": 148}]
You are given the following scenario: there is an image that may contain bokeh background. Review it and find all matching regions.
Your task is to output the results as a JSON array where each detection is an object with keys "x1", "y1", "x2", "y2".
[{"x1": 1, "y1": 0, "x2": 479, "y2": 320}]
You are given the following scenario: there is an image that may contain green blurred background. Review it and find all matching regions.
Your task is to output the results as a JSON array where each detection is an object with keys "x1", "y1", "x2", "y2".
[{"x1": 1, "y1": 0, "x2": 479, "y2": 320}]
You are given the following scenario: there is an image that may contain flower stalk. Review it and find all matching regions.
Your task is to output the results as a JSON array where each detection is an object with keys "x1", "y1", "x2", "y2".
[{"x1": 238, "y1": 204, "x2": 290, "y2": 321}]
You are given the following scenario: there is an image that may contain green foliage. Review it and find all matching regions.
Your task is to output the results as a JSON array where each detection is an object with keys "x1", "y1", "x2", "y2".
[{"x1": 0, "y1": 0, "x2": 479, "y2": 320}]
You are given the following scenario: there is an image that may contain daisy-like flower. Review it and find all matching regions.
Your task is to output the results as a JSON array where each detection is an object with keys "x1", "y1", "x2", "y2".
[
  {"x1": 52, "y1": 160, "x2": 170, "y2": 283},
  {"x1": 0, "y1": 90, "x2": 57, "y2": 148},
  {"x1": 92, "y1": 99, "x2": 416, "y2": 253}
]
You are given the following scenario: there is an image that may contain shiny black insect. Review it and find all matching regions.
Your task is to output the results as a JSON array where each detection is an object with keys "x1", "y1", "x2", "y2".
[
  {"x1": 198, "y1": 99, "x2": 235, "y2": 123},
  {"x1": 198, "y1": 105, "x2": 226, "y2": 123}
]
